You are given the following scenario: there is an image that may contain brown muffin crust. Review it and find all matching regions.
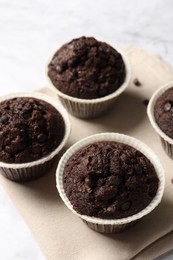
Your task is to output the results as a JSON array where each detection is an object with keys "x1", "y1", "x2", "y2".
[
  {"x1": 63, "y1": 141, "x2": 159, "y2": 219},
  {"x1": 0, "y1": 97, "x2": 65, "y2": 163},
  {"x1": 48, "y1": 36, "x2": 126, "y2": 99},
  {"x1": 154, "y1": 87, "x2": 173, "y2": 139}
]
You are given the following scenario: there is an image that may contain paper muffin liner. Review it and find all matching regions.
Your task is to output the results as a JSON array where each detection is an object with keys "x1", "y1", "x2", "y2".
[
  {"x1": 56, "y1": 133, "x2": 165, "y2": 234},
  {"x1": 147, "y1": 81, "x2": 173, "y2": 159},
  {"x1": 0, "y1": 92, "x2": 71, "y2": 182},
  {"x1": 46, "y1": 48, "x2": 131, "y2": 119}
]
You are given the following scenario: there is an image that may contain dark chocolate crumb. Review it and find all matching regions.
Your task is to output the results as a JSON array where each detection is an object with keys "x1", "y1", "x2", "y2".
[
  {"x1": 37, "y1": 133, "x2": 47, "y2": 143},
  {"x1": 133, "y1": 78, "x2": 141, "y2": 87},
  {"x1": 121, "y1": 201, "x2": 132, "y2": 211},
  {"x1": 171, "y1": 178, "x2": 173, "y2": 184},
  {"x1": 143, "y1": 99, "x2": 149, "y2": 107},
  {"x1": 0, "y1": 115, "x2": 8, "y2": 123}
]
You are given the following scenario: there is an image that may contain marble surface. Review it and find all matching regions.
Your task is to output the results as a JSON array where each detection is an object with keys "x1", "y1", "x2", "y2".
[{"x1": 0, "y1": 0, "x2": 173, "y2": 259}]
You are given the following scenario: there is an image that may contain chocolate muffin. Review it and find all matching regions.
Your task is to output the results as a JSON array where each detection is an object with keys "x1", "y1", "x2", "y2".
[
  {"x1": 48, "y1": 36, "x2": 126, "y2": 99},
  {"x1": 0, "y1": 97, "x2": 65, "y2": 163},
  {"x1": 154, "y1": 87, "x2": 173, "y2": 139},
  {"x1": 63, "y1": 141, "x2": 159, "y2": 219}
]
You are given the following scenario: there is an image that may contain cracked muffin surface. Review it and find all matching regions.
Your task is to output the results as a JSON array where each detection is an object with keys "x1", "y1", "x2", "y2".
[
  {"x1": 48, "y1": 36, "x2": 126, "y2": 99},
  {"x1": 0, "y1": 97, "x2": 65, "y2": 163},
  {"x1": 63, "y1": 141, "x2": 159, "y2": 219}
]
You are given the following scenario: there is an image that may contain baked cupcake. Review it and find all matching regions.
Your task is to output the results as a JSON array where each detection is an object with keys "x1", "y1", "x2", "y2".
[
  {"x1": 0, "y1": 92, "x2": 71, "y2": 182},
  {"x1": 147, "y1": 82, "x2": 173, "y2": 158},
  {"x1": 47, "y1": 36, "x2": 131, "y2": 118},
  {"x1": 56, "y1": 133, "x2": 164, "y2": 233}
]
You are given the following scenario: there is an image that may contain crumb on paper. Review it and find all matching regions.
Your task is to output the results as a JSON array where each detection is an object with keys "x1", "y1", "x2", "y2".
[
  {"x1": 133, "y1": 78, "x2": 141, "y2": 86},
  {"x1": 143, "y1": 99, "x2": 149, "y2": 107}
]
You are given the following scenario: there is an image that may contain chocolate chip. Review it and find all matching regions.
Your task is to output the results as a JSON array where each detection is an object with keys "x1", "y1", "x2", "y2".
[
  {"x1": 11, "y1": 137, "x2": 26, "y2": 153},
  {"x1": 38, "y1": 105, "x2": 44, "y2": 111},
  {"x1": 37, "y1": 133, "x2": 47, "y2": 143},
  {"x1": 68, "y1": 59, "x2": 77, "y2": 67},
  {"x1": 99, "y1": 59, "x2": 107, "y2": 69},
  {"x1": 107, "y1": 175, "x2": 119, "y2": 185},
  {"x1": 108, "y1": 76, "x2": 116, "y2": 84},
  {"x1": 120, "y1": 154, "x2": 131, "y2": 164},
  {"x1": 85, "y1": 177, "x2": 92, "y2": 187},
  {"x1": 0, "y1": 115, "x2": 8, "y2": 123},
  {"x1": 22, "y1": 111, "x2": 30, "y2": 119},
  {"x1": 37, "y1": 118, "x2": 46, "y2": 128},
  {"x1": 10, "y1": 128, "x2": 20, "y2": 137},
  {"x1": 114, "y1": 59, "x2": 121, "y2": 69},
  {"x1": 120, "y1": 154, "x2": 126, "y2": 161},
  {"x1": 98, "y1": 74, "x2": 106, "y2": 83},
  {"x1": 135, "y1": 150, "x2": 142, "y2": 157},
  {"x1": 108, "y1": 54, "x2": 117, "y2": 65},
  {"x1": 24, "y1": 103, "x2": 32, "y2": 111},
  {"x1": 134, "y1": 164, "x2": 142, "y2": 174},
  {"x1": 106, "y1": 203, "x2": 117, "y2": 214},
  {"x1": 133, "y1": 78, "x2": 141, "y2": 86},
  {"x1": 4, "y1": 146, "x2": 12, "y2": 154},
  {"x1": 56, "y1": 65, "x2": 63, "y2": 73},
  {"x1": 95, "y1": 186, "x2": 117, "y2": 201},
  {"x1": 13, "y1": 108, "x2": 19, "y2": 114},
  {"x1": 121, "y1": 201, "x2": 131, "y2": 211},
  {"x1": 171, "y1": 178, "x2": 173, "y2": 184},
  {"x1": 164, "y1": 102, "x2": 171, "y2": 112},
  {"x1": 127, "y1": 169, "x2": 134, "y2": 176},
  {"x1": 33, "y1": 104, "x2": 39, "y2": 110},
  {"x1": 32, "y1": 145, "x2": 41, "y2": 154}
]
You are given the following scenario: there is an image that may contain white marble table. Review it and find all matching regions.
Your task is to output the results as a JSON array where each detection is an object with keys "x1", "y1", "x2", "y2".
[{"x1": 0, "y1": 0, "x2": 173, "y2": 259}]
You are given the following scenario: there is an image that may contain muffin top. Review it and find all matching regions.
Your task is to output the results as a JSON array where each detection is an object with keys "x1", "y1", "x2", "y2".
[
  {"x1": 48, "y1": 36, "x2": 126, "y2": 99},
  {"x1": 154, "y1": 87, "x2": 173, "y2": 139},
  {"x1": 0, "y1": 97, "x2": 65, "y2": 163},
  {"x1": 63, "y1": 141, "x2": 159, "y2": 219}
]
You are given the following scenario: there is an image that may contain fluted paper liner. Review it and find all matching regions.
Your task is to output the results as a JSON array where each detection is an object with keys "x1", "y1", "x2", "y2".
[
  {"x1": 147, "y1": 81, "x2": 173, "y2": 159},
  {"x1": 46, "y1": 48, "x2": 131, "y2": 118},
  {"x1": 56, "y1": 133, "x2": 165, "y2": 233},
  {"x1": 0, "y1": 92, "x2": 71, "y2": 182}
]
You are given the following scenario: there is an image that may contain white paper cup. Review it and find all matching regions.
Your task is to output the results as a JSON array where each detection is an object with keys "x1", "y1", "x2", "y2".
[
  {"x1": 147, "y1": 82, "x2": 173, "y2": 159},
  {"x1": 0, "y1": 92, "x2": 71, "y2": 182},
  {"x1": 46, "y1": 49, "x2": 131, "y2": 119},
  {"x1": 56, "y1": 133, "x2": 164, "y2": 233}
]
